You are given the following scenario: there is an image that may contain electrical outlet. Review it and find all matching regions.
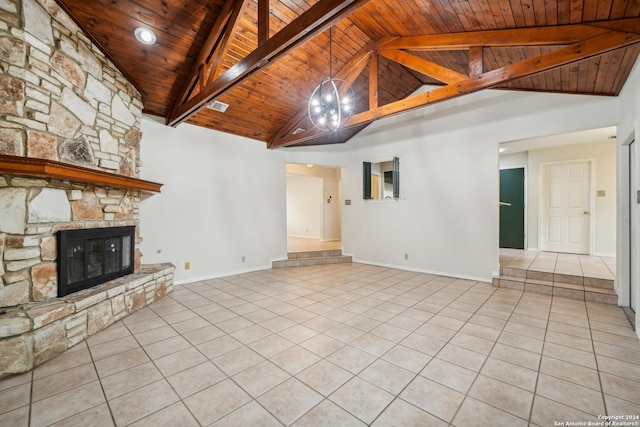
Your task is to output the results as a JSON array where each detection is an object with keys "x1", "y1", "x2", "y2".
[
  {"x1": 404, "y1": 254, "x2": 408, "y2": 260},
  {"x1": 241, "y1": 256, "x2": 246, "y2": 263},
  {"x1": 184, "y1": 262, "x2": 190, "y2": 270}
]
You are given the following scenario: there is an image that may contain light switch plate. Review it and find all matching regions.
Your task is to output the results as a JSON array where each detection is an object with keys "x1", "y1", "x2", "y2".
[
  {"x1": 345, "y1": 199, "x2": 351, "y2": 205},
  {"x1": 596, "y1": 190, "x2": 606, "y2": 197},
  {"x1": 637, "y1": 190, "x2": 640, "y2": 204}
]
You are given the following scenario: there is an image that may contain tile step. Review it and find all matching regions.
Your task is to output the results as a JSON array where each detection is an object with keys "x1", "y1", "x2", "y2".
[
  {"x1": 273, "y1": 255, "x2": 352, "y2": 268},
  {"x1": 493, "y1": 277, "x2": 618, "y2": 304},
  {"x1": 499, "y1": 268, "x2": 613, "y2": 290},
  {"x1": 286, "y1": 250, "x2": 342, "y2": 259}
]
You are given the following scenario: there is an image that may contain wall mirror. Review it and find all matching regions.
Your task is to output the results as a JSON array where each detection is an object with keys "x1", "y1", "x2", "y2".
[{"x1": 363, "y1": 157, "x2": 399, "y2": 200}]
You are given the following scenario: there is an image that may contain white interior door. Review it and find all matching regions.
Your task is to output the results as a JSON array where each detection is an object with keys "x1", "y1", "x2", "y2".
[
  {"x1": 541, "y1": 161, "x2": 591, "y2": 254},
  {"x1": 631, "y1": 140, "x2": 638, "y2": 313}
]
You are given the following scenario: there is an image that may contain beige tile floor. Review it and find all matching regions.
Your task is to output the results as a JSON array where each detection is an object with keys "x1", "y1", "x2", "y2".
[
  {"x1": 287, "y1": 237, "x2": 341, "y2": 253},
  {"x1": 2, "y1": 263, "x2": 640, "y2": 426},
  {"x1": 500, "y1": 249, "x2": 616, "y2": 280}
]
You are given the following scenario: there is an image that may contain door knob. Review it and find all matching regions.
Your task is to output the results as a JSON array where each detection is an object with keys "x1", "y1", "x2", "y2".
[{"x1": 583, "y1": 211, "x2": 590, "y2": 215}]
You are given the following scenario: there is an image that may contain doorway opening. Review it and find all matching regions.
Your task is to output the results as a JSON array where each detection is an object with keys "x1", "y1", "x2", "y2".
[
  {"x1": 497, "y1": 127, "x2": 618, "y2": 303},
  {"x1": 285, "y1": 163, "x2": 341, "y2": 253}
]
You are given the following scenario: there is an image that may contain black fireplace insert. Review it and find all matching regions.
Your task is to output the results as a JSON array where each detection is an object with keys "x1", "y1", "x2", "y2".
[{"x1": 57, "y1": 226, "x2": 135, "y2": 297}]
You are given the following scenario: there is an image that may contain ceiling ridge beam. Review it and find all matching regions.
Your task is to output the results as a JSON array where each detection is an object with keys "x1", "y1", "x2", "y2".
[
  {"x1": 271, "y1": 29, "x2": 640, "y2": 148},
  {"x1": 167, "y1": 0, "x2": 372, "y2": 127}
]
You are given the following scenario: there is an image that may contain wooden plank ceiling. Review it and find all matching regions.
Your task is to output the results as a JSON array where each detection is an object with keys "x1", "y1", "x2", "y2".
[{"x1": 56, "y1": 0, "x2": 640, "y2": 148}]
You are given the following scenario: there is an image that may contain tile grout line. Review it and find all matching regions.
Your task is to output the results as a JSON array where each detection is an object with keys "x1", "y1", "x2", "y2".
[
  {"x1": 448, "y1": 286, "x2": 530, "y2": 425},
  {"x1": 12, "y1": 263, "x2": 639, "y2": 426},
  {"x1": 526, "y1": 291, "x2": 554, "y2": 425}
]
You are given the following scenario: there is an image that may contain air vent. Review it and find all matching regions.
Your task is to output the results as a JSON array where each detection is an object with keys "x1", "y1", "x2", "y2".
[
  {"x1": 293, "y1": 127, "x2": 306, "y2": 135},
  {"x1": 207, "y1": 101, "x2": 229, "y2": 113}
]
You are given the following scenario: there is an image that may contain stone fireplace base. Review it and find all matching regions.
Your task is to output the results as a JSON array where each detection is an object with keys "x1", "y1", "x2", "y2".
[{"x1": 0, "y1": 263, "x2": 174, "y2": 377}]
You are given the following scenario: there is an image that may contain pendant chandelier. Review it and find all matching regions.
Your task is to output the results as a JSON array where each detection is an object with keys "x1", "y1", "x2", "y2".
[{"x1": 308, "y1": 27, "x2": 354, "y2": 132}]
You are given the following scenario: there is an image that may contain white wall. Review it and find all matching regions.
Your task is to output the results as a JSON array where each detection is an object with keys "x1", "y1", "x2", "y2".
[
  {"x1": 526, "y1": 141, "x2": 617, "y2": 255},
  {"x1": 617, "y1": 56, "x2": 640, "y2": 336},
  {"x1": 500, "y1": 152, "x2": 528, "y2": 169},
  {"x1": 139, "y1": 117, "x2": 287, "y2": 284},
  {"x1": 286, "y1": 174, "x2": 322, "y2": 238},
  {"x1": 139, "y1": 85, "x2": 619, "y2": 285},
  {"x1": 337, "y1": 88, "x2": 617, "y2": 281}
]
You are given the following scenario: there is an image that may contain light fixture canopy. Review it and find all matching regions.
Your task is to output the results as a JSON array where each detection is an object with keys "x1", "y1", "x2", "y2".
[
  {"x1": 307, "y1": 27, "x2": 354, "y2": 132},
  {"x1": 134, "y1": 27, "x2": 157, "y2": 45}
]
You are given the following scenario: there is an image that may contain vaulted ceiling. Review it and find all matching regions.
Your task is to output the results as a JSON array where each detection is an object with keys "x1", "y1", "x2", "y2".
[{"x1": 55, "y1": 0, "x2": 640, "y2": 148}]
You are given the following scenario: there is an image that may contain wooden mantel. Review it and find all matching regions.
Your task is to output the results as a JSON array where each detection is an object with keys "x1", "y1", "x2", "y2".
[{"x1": 0, "y1": 155, "x2": 163, "y2": 193}]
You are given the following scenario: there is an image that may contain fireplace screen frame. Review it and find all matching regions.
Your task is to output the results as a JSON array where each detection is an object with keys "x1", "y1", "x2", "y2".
[{"x1": 58, "y1": 226, "x2": 135, "y2": 297}]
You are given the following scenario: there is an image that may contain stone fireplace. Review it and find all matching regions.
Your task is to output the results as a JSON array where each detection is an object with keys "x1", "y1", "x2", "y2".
[{"x1": 0, "y1": 0, "x2": 174, "y2": 376}]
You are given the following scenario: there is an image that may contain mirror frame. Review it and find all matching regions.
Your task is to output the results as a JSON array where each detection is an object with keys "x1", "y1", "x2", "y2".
[{"x1": 363, "y1": 157, "x2": 399, "y2": 200}]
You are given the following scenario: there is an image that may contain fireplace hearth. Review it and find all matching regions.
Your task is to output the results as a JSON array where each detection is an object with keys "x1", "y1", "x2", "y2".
[{"x1": 58, "y1": 226, "x2": 136, "y2": 297}]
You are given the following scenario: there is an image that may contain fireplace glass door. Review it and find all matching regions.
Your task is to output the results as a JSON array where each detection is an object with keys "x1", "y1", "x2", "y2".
[{"x1": 58, "y1": 226, "x2": 135, "y2": 297}]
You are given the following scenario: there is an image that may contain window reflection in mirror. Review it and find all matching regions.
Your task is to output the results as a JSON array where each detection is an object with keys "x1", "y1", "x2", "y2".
[{"x1": 363, "y1": 157, "x2": 399, "y2": 200}]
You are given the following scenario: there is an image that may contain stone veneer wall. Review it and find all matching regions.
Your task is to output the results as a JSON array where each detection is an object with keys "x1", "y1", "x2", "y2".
[
  {"x1": 0, "y1": 0, "x2": 175, "y2": 375},
  {"x1": 0, "y1": 0, "x2": 145, "y2": 308},
  {"x1": 1, "y1": 263, "x2": 174, "y2": 374}
]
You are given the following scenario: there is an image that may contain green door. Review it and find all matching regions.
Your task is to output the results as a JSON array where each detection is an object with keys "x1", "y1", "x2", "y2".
[{"x1": 500, "y1": 168, "x2": 525, "y2": 249}]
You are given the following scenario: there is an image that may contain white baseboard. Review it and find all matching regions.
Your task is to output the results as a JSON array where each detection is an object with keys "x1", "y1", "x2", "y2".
[
  {"x1": 174, "y1": 264, "x2": 272, "y2": 286},
  {"x1": 592, "y1": 252, "x2": 616, "y2": 258},
  {"x1": 351, "y1": 257, "x2": 493, "y2": 283},
  {"x1": 287, "y1": 234, "x2": 322, "y2": 239}
]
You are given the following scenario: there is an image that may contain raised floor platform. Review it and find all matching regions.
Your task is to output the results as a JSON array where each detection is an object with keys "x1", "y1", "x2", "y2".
[
  {"x1": 272, "y1": 249, "x2": 352, "y2": 268},
  {"x1": 494, "y1": 249, "x2": 617, "y2": 304}
]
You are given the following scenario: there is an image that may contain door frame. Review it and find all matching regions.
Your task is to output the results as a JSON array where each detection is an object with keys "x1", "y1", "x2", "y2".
[
  {"x1": 499, "y1": 166, "x2": 527, "y2": 249},
  {"x1": 619, "y1": 132, "x2": 636, "y2": 329},
  {"x1": 630, "y1": 139, "x2": 637, "y2": 314},
  {"x1": 538, "y1": 158, "x2": 596, "y2": 255}
]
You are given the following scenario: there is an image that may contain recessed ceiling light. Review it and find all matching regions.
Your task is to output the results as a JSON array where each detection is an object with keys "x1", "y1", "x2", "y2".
[
  {"x1": 499, "y1": 147, "x2": 507, "y2": 153},
  {"x1": 134, "y1": 27, "x2": 157, "y2": 45}
]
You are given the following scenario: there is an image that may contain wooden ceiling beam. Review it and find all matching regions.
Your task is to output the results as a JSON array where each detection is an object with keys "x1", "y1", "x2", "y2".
[
  {"x1": 168, "y1": 0, "x2": 371, "y2": 127},
  {"x1": 270, "y1": 28, "x2": 640, "y2": 148},
  {"x1": 173, "y1": 0, "x2": 238, "y2": 107},
  {"x1": 369, "y1": 52, "x2": 378, "y2": 109},
  {"x1": 379, "y1": 49, "x2": 467, "y2": 84},
  {"x1": 468, "y1": 47, "x2": 483, "y2": 76},
  {"x1": 206, "y1": 0, "x2": 251, "y2": 85},
  {"x1": 258, "y1": 0, "x2": 269, "y2": 45},
  {"x1": 375, "y1": 21, "x2": 627, "y2": 51}
]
